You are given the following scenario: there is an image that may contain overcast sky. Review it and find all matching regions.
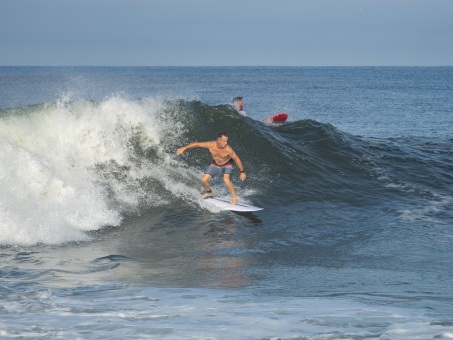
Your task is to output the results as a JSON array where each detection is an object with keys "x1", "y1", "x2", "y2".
[{"x1": 1, "y1": 0, "x2": 452, "y2": 66}]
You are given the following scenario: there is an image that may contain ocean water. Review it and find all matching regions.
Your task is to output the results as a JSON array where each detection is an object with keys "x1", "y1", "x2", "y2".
[{"x1": 1, "y1": 66, "x2": 453, "y2": 339}]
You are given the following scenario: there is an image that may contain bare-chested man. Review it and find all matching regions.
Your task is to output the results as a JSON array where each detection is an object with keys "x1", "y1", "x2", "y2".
[{"x1": 176, "y1": 132, "x2": 246, "y2": 205}]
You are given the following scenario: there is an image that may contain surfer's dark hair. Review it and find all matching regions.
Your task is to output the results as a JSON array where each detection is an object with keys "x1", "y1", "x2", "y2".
[
  {"x1": 233, "y1": 96, "x2": 243, "y2": 102},
  {"x1": 218, "y1": 132, "x2": 228, "y2": 138}
]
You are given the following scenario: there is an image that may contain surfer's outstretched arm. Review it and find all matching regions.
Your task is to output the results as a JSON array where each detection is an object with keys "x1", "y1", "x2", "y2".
[{"x1": 176, "y1": 141, "x2": 212, "y2": 155}]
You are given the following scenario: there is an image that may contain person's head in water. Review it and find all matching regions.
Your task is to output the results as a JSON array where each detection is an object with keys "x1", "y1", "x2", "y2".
[{"x1": 233, "y1": 97, "x2": 244, "y2": 111}]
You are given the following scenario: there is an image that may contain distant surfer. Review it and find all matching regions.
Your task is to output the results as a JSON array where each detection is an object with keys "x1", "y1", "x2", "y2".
[
  {"x1": 176, "y1": 132, "x2": 246, "y2": 205},
  {"x1": 233, "y1": 97, "x2": 247, "y2": 117},
  {"x1": 233, "y1": 96, "x2": 288, "y2": 123}
]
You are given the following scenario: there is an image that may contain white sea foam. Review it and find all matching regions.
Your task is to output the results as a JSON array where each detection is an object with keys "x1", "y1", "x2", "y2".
[
  {"x1": 1, "y1": 284, "x2": 452, "y2": 339},
  {"x1": 0, "y1": 96, "x2": 195, "y2": 246}
]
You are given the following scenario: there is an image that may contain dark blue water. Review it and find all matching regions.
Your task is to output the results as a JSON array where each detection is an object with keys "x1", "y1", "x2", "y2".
[{"x1": 1, "y1": 67, "x2": 453, "y2": 339}]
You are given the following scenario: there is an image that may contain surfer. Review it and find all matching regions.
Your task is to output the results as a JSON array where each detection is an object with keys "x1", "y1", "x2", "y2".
[
  {"x1": 176, "y1": 132, "x2": 246, "y2": 205},
  {"x1": 233, "y1": 97, "x2": 247, "y2": 117},
  {"x1": 234, "y1": 96, "x2": 288, "y2": 123}
]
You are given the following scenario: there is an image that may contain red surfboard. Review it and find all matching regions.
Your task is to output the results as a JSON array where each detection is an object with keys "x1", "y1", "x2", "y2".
[{"x1": 263, "y1": 112, "x2": 288, "y2": 124}]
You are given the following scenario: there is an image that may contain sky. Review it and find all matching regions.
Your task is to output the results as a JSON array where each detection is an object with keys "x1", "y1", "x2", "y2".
[{"x1": 1, "y1": 0, "x2": 452, "y2": 66}]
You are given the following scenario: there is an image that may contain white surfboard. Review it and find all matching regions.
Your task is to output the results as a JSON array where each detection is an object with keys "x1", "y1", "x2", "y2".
[{"x1": 204, "y1": 197, "x2": 263, "y2": 212}]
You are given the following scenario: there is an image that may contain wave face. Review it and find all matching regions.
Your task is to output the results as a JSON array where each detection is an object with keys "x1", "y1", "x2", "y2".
[{"x1": 1, "y1": 96, "x2": 452, "y2": 245}]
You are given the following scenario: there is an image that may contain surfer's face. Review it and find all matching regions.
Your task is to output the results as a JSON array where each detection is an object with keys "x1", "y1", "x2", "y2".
[
  {"x1": 236, "y1": 99, "x2": 244, "y2": 110},
  {"x1": 217, "y1": 136, "x2": 228, "y2": 148}
]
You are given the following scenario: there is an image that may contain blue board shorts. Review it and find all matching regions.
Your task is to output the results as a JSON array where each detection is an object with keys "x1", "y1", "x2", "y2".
[{"x1": 204, "y1": 159, "x2": 234, "y2": 177}]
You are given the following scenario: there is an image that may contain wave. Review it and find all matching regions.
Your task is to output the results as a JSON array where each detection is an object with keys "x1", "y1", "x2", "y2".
[
  {"x1": 0, "y1": 97, "x2": 175, "y2": 245},
  {"x1": 1, "y1": 97, "x2": 452, "y2": 246}
]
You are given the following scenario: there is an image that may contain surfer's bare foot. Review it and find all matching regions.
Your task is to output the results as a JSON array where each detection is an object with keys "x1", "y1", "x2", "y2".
[
  {"x1": 230, "y1": 197, "x2": 238, "y2": 205},
  {"x1": 202, "y1": 191, "x2": 213, "y2": 198}
]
